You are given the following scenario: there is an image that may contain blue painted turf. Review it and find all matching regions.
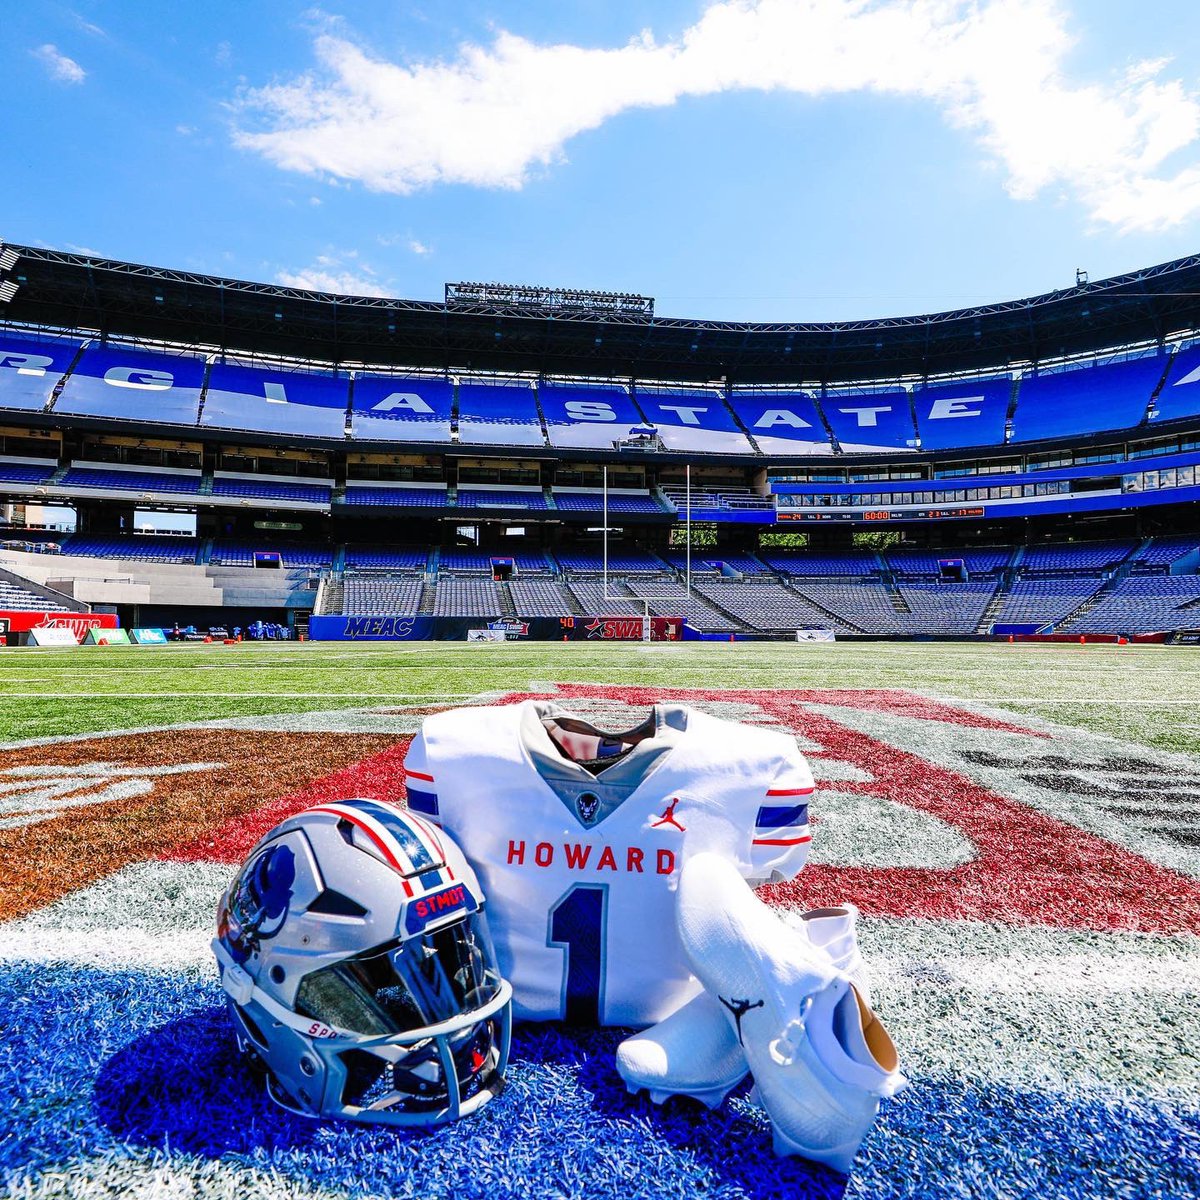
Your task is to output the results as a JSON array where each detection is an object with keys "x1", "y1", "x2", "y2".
[{"x1": 2, "y1": 964, "x2": 1198, "y2": 1199}]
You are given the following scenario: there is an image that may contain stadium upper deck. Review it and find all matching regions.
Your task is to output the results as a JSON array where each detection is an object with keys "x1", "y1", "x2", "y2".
[{"x1": 3, "y1": 243, "x2": 1200, "y2": 464}]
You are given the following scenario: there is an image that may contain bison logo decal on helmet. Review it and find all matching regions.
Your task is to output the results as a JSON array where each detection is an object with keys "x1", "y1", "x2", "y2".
[{"x1": 219, "y1": 842, "x2": 296, "y2": 964}]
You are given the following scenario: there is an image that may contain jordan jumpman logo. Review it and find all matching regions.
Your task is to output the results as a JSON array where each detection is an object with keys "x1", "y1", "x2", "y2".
[
  {"x1": 719, "y1": 996, "x2": 764, "y2": 1046},
  {"x1": 651, "y1": 796, "x2": 686, "y2": 831}
]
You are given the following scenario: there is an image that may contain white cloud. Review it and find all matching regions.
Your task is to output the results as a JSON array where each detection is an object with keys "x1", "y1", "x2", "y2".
[
  {"x1": 70, "y1": 12, "x2": 107, "y2": 38},
  {"x1": 277, "y1": 251, "x2": 391, "y2": 296},
  {"x1": 231, "y1": 0, "x2": 1200, "y2": 233},
  {"x1": 33, "y1": 44, "x2": 86, "y2": 84},
  {"x1": 408, "y1": 238, "x2": 432, "y2": 256}
]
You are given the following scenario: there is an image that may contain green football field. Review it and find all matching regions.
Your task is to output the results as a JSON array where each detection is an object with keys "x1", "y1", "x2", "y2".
[
  {"x1": 4, "y1": 638, "x2": 1200, "y2": 751},
  {"x1": 5, "y1": 637, "x2": 1200, "y2": 1198}
]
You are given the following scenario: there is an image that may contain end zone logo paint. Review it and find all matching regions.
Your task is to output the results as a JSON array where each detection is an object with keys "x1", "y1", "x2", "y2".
[{"x1": 2, "y1": 686, "x2": 1199, "y2": 937}]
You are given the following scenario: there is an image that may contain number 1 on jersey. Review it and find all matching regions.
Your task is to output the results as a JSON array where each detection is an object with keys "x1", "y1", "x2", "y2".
[{"x1": 548, "y1": 883, "x2": 608, "y2": 1024}]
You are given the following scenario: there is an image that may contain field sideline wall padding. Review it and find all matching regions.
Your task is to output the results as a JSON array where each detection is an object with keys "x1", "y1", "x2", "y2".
[{"x1": 308, "y1": 614, "x2": 683, "y2": 642}]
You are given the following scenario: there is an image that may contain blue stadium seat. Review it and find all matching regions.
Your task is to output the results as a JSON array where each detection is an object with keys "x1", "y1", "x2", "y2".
[
  {"x1": 59, "y1": 466, "x2": 203, "y2": 494},
  {"x1": 1129, "y1": 536, "x2": 1200, "y2": 571},
  {"x1": 55, "y1": 344, "x2": 205, "y2": 425},
  {"x1": 440, "y1": 550, "x2": 550, "y2": 573},
  {"x1": 64, "y1": 534, "x2": 198, "y2": 563},
  {"x1": 886, "y1": 547, "x2": 1012, "y2": 577},
  {"x1": 350, "y1": 375, "x2": 453, "y2": 442},
  {"x1": 1020, "y1": 541, "x2": 1133, "y2": 574},
  {"x1": 211, "y1": 476, "x2": 332, "y2": 503},
  {"x1": 344, "y1": 546, "x2": 429, "y2": 570},
  {"x1": 1062, "y1": 574, "x2": 1200, "y2": 633},
  {"x1": 341, "y1": 574, "x2": 424, "y2": 614},
  {"x1": 210, "y1": 540, "x2": 332, "y2": 568},
  {"x1": 0, "y1": 459, "x2": 56, "y2": 485},
  {"x1": 341, "y1": 485, "x2": 450, "y2": 508},
  {"x1": 201, "y1": 363, "x2": 349, "y2": 437},
  {"x1": 552, "y1": 491, "x2": 664, "y2": 514},
  {"x1": 456, "y1": 488, "x2": 548, "y2": 510},
  {"x1": 0, "y1": 332, "x2": 84, "y2": 412},
  {"x1": 758, "y1": 551, "x2": 880, "y2": 577},
  {"x1": 1010, "y1": 355, "x2": 1165, "y2": 442},
  {"x1": 456, "y1": 382, "x2": 544, "y2": 447},
  {"x1": 555, "y1": 548, "x2": 669, "y2": 573}
]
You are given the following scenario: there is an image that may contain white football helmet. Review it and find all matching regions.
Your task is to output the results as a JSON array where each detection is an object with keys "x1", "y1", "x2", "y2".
[{"x1": 212, "y1": 798, "x2": 512, "y2": 1126}]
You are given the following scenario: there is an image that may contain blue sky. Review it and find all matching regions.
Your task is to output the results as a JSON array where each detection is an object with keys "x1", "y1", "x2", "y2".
[{"x1": 5, "y1": 1, "x2": 1200, "y2": 323}]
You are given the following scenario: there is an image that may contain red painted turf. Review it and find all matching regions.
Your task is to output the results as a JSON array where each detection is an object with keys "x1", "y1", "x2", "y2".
[{"x1": 163, "y1": 687, "x2": 1200, "y2": 937}]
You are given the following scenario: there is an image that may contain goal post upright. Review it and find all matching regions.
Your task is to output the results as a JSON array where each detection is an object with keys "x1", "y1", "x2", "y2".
[{"x1": 603, "y1": 447, "x2": 692, "y2": 643}]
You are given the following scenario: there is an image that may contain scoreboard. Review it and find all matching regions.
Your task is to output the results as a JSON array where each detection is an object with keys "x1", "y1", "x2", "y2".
[{"x1": 777, "y1": 506, "x2": 986, "y2": 523}]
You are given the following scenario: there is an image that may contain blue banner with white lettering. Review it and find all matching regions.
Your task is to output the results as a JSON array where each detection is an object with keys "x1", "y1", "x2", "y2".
[
  {"x1": 202, "y1": 363, "x2": 349, "y2": 438},
  {"x1": 913, "y1": 378, "x2": 1011, "y2": 451},
  {"x1": 0, "y1": 333, "x2": 86, "y2": 412},
  {"x1": 822, "y1": 389, "x2": 918, "y2": 452},
  {"x1": 1151, "y1": 345, "x2": 1200, "y2": 424},
  {"x1": 56, "y1": 345, "x2": 205, "y2": 425},
  {"x1": 309, "y1": 615, "x2": 435, "y2": 641},
  {"x1": 728, "y1": 392, "x2": 834, "y2": 455},
  {"x1": 351, "y1": 374, "x2": 454, "y2": 442}
]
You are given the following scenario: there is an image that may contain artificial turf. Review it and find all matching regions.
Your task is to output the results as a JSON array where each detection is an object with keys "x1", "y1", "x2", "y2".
[
  {"x1": 2, "y1": 639, "x2": 1199, "y2": 1199},
  {"x1": 4, "y1": 639, "x2": 1200, "y2": 750}
]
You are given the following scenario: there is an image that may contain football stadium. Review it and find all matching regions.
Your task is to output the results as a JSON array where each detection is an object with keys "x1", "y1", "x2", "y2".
[{"x1": 4, "y1": 3, "x2": 1200, "y2": 1197}]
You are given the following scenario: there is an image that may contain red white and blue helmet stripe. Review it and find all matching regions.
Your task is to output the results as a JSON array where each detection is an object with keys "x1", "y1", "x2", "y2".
[{"x1": 307, "y1": 798, "x2": 454, "y2": 896}]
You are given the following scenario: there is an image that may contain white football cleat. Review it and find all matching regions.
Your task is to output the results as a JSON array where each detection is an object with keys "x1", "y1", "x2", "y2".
[
  {"x1": 786, "y1": 904, "x2": 872, "y2": 1007},
  {"x1": 676, "y1": 853, "x2": 904, "y2": 1175},
  {"x1": 615, "y1": 990, "x2": 748, "y2": 1108},
  {"x1": 616, "y1": 902, "x2": 872, "y2": 1108}
]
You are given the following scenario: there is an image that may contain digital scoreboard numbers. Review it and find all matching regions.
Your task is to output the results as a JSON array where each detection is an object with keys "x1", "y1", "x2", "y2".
[{"x1": 778, "y1": 506, "x2": 986, "y2": 523}]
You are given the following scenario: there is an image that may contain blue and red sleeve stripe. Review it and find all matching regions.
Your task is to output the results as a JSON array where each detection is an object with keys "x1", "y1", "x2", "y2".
[
  {"x1": 404, "y1": 768, "x2": 440, "y2": 818},
  {"x1": 753, "y1": 783, "x2": 812, "y2": 847}
]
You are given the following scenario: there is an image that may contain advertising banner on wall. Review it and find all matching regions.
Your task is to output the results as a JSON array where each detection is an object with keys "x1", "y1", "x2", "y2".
[
  {"x1": 81, "y1": 628, "x2": 132, "y2": 645},
  {"x1": 308, "y1": 613, "x2": 684, "y2": 642},
  {"x1": 129, "y1": 628, "x2": 169, "y2": 645},
  {"x1": 1, "y1": 611, "x2": 119, "y2": 638}
]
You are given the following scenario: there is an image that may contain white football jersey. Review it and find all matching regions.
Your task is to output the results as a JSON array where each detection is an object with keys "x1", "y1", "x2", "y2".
[{"x1": 402, "y1": 701, "x2": 813, "y2": 1027}]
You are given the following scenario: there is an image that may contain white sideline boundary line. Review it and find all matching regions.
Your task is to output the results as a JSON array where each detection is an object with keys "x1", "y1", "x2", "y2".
[
  {"x1": 4, "y1": 691, "x2": 1199, "y2": 704},
  {"x1": 0, "y1": 692, "x2": 487, "y2": 697}
]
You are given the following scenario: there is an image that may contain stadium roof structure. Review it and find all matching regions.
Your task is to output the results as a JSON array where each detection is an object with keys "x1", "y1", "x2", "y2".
[{"x1": 3, "y1": 242, "x2": 1200, "y2": 385}]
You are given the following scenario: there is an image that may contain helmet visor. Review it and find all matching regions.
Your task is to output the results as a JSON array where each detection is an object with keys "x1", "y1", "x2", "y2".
[{"x1": 295, "y1": 910, "x2": 504, "y2": 1037}]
